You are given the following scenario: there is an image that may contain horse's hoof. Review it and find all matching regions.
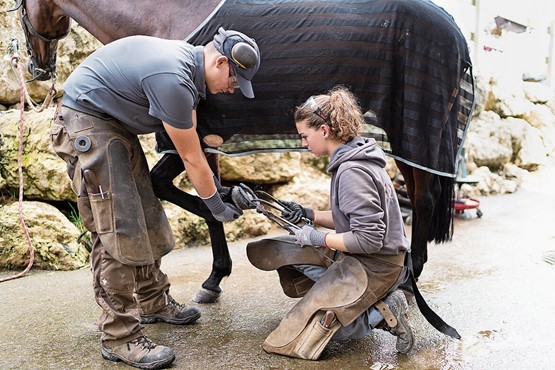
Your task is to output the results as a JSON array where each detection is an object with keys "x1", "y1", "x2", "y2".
[{"x1": 193, "y1": 288, "x2": 221, "y2": 304}]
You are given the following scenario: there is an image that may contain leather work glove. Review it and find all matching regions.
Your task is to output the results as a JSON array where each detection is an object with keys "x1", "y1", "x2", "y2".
[
  {"x1": 203, "y1": 190, "x2": 243, "y2": 222},
  {"x1": 280, "y1": 200, "x2": 314, "y2": 224},
  {"x1": 292, "y1": 225, "x2": 327, "y2": 247}
]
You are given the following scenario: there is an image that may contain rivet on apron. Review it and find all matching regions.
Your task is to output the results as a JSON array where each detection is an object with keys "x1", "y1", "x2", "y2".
[{"x1": 74, "y1": 136, "x2": 92, "y2": 152}]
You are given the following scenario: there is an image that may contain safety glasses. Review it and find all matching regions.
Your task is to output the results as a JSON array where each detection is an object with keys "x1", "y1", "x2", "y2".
[{"x1": 304, "y1": 96, "x2": 330, "y2": 123}]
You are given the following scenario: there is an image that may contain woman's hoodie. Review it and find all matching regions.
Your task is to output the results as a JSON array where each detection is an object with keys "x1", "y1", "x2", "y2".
[{"x1": 327, "y1": 136, "x2": 409, "y2": 255}]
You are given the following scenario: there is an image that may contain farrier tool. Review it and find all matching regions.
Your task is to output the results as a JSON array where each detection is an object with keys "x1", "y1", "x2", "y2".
[{"x1": 231, "y1": 183, "x2": 312, "y2": 232}]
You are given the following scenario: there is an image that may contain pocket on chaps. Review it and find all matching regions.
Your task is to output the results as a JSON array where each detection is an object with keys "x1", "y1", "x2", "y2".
[
  {"x1": 89, "y1": 191, "x2": 114, "y2": 234},
  {"x1": 262, "y1": 310, "x2": 341, "y2": 360}
]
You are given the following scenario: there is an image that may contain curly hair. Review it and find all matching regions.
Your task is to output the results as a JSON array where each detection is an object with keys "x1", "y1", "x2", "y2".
[{"x1": 294, "y1": 86, "x2": 363, "y2": 142}]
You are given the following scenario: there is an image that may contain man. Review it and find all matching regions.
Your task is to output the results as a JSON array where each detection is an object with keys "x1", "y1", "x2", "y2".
[{"x1": 51, "y1": 27, "x2": 260, "y2": 369}]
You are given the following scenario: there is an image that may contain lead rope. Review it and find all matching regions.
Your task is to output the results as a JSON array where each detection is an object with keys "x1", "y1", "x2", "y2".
[{"x1": 1, "y1": 40, "x2": 56, "y2": 283}]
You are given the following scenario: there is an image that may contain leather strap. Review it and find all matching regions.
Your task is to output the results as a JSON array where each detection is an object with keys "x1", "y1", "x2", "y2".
[
  {"x1": 374, "y1": 300, "x2": 398, "y2": 328},
  {"x1": 404, "y1": 251, "x2": 461, "y2": 339}
]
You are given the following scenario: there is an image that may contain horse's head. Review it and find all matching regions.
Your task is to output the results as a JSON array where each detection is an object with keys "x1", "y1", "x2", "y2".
[{"x1": 9, "y1": 0, "x2": 71, "y2": 81}]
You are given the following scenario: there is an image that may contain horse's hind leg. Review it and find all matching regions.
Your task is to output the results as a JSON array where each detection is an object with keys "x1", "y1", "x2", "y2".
[
  {"x1": 396, "y1": 161, "x2": 441, "y2": 279},
  {"x1": 150, "y1": 153, "x2": 232, "y2": 303}
]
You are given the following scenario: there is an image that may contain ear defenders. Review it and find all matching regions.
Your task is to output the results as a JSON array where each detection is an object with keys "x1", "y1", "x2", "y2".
[
  {"x1": 229, "y1": 42, "x2": 258, "y2": 69},
  {"x1": 213, "y1": 27, "x2": 260, "y2": 71},
  {"x1": 213, "y1": 27, "x2": 261, "y2": 98}
]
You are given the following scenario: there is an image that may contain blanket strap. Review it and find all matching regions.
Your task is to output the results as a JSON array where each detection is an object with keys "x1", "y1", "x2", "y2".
[{"x1": 404, "y1": 252, "x2": 461, "y2": 339}]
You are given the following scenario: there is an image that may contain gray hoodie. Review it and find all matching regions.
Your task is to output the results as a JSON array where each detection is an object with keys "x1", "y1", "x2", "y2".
[{"x1": 328, "y1": 136, "x2": 409, "y2": 255}]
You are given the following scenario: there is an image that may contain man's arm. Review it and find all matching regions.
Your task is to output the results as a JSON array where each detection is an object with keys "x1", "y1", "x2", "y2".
[
  {"x1": 161, "y1": 113, "x2": 241, "y2": 222},
  {"x1": 162, "y1": 121, "x2": 216, "y2": 198}
]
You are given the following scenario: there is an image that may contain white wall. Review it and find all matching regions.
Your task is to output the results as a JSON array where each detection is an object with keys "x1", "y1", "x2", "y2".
[{"x1": 432, "y1": 0, "x2": 555, "y2": 85}]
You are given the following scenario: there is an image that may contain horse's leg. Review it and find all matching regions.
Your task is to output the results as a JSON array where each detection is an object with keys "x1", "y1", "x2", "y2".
[
  {"x1": 395, "y1": 161, "x2": 442, "y2": 279},
  {"x1": 150, "y1": 153, "x2": 232, "y2": 303},
  {"x1": 199, "y1": 153, "x2": 234, "y2": 303}
]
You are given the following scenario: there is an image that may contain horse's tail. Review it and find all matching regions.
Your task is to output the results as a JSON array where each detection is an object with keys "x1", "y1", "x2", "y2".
[{"x1": 428, "y1": 176, "x2": 455, "y2": 243}]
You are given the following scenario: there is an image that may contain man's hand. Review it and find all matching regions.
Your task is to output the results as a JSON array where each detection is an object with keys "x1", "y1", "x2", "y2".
[
  {"x1": 281, "y1": 200, "x2": 314, "y2": 224},
  {"x1": 213, "y1": 202, "x2": 242, "y2": 222},
  {"x1": 203, "y1": 190, "x2": 243, "y2": 222},
  {"x1": 231, "y1": 186, "x2": 256, "y2": 210},
  {"x1": 213, "y1": 174, "x2": 232, "y2": 199},
  {"x1": 292, "y1": 225, "x2": 327, "y2": 247}
]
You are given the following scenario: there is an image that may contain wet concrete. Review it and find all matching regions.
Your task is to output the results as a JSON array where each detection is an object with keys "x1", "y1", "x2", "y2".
[{"x1": 1, "y1": 159, "x2": 555, "y2": 370}]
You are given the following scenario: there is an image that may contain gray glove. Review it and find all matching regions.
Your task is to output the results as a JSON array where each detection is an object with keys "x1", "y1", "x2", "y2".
[
  {"x1": 213, "y1": 176, "x2": 255, "y2": 211},
  {"x1": 292, "y1": 225, "x2": 327, "y2": 247},
  {"x1": 231, "y1": 186, "x2": 256, "y2": 210},
  {"x1": 281, "y1": 200, "x2": 314, "y2": 224},
  {"x1": 213, "y1": 174, "x2": 231, "y2": 198},
  {"x1": 203, "y1": 191, "x2": 243, "y2": 222}
]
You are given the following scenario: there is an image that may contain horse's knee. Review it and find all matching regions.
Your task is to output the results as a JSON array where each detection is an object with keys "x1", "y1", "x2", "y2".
[{"x1": 150, "y1": 171, "x2": 172, "y2": 199}]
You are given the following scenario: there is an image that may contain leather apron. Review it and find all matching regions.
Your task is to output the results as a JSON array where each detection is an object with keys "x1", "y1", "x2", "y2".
[{"x1": 247, "y1": 235, "x2": 405, "y2": 359}]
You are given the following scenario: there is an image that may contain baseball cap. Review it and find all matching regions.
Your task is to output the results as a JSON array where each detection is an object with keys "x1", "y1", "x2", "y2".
[{"x1": 213, "y1": 27, "x2": 261, "y2": 98}]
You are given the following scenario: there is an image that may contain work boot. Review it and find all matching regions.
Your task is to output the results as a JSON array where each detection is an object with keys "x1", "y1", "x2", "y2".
[
  {"x1": 140, "y1": 298, "x2": 201, "y2": 325},
  {"x1": 101, "y1": 335, "x2": 175, "y2": 369},
  {"x1": 377, "y1": 290, "x2": 414, "y2": 354}
]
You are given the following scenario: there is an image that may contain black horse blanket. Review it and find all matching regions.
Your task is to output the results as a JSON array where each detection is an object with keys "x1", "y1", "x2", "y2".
[{"x1": 176, "y1": 0, "x2": 474, "y2": 178}]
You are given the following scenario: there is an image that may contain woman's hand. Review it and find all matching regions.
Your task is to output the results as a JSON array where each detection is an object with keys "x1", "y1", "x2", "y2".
[
  {"x1": 280, "y1": 200, "x2": 314, "y2": 224},
  {"x1": 292, "y1": 225, "x2": 327, "y2": 247}
]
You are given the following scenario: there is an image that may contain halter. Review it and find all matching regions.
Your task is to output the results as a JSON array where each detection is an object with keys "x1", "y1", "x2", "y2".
[{"x1": 8, "y1": 0, "x2": 71, "y2": 81}]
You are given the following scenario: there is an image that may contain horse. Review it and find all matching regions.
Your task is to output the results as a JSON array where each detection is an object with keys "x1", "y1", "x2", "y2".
[{"x1": 10, "y1": 0, "x2": 475, "y2": 303}]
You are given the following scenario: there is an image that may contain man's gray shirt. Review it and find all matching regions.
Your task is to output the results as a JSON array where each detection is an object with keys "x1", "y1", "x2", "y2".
[{"x1": 62, "y1": 35, "x2": 206, "y2": 135}]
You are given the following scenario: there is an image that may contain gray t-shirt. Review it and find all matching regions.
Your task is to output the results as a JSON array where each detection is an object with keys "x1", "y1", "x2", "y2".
[{"x1": 62, "y1": 35, "x2": 206, "y2": 134}]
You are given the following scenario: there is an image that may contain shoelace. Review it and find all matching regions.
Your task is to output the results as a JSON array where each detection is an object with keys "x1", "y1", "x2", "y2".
[
  {"x1": 127, "y1": 336, "x2": 156, "y2": 351},
  {"x1": 168, "y1": 299, "x2": 186, "y2": 310}
]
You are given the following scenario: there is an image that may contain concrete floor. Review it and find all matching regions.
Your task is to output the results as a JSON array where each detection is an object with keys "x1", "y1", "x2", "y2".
[{"x1": 1, "y1": 159, "x2": 555, "y2": 370}]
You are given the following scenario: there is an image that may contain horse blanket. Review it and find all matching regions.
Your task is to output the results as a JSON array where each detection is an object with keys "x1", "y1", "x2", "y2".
[{"x1": 179, "y1": 0, "x2": 474, "y2": 177}]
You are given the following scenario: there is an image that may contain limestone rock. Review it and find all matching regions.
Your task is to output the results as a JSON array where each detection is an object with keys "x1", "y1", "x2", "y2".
[
  {"x1": 471, "y1": 166, "x2": 518, "y2": 195},
  {"x1": 523, "y1": 81, "x2": 554, "y2": 104},
  {"x1": 0, "y1": 201, "x2": 88, "y2": 270},
  {"x1": 472, "y1": 74, "x2": 491, "y2": 117},
  {"x1": 525, "y1": 104, "x2": 555, "y2": 153},
  {"x1": 271, "y1": 163, "x2": 330, "y2": 211},
  {"x1": 0, "y1": 170, "x2": 6, "y2": 190},
  {"x1": 502, "y1": 163, "x2": 528, "y2": 187},
  {"x1": 504, "y1": 117, "x2": 547, "y2": 170},
  {"x1": 163, "y1": 202, "x2": 273, "y2": 248},
  {"x1": 0, "y1": 108, "x2": 74, "y2": 201},
  {"x1": 465, "y1": 112, "x2": 513, "y2": 170},
  {"x1": 486, "y1": 77, "x2": 535, "y2": 118},
  {"x1": 163, "y1": 203, "x2": 210, "y2": 248},
  {"x1": 220, "y1": 152, "x2": 301, "y2": 183}
]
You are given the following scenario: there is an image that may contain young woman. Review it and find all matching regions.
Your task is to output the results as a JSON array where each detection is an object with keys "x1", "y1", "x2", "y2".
[{"x1": 247, "y1": 86, "x2": 414, "y2": 360}]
